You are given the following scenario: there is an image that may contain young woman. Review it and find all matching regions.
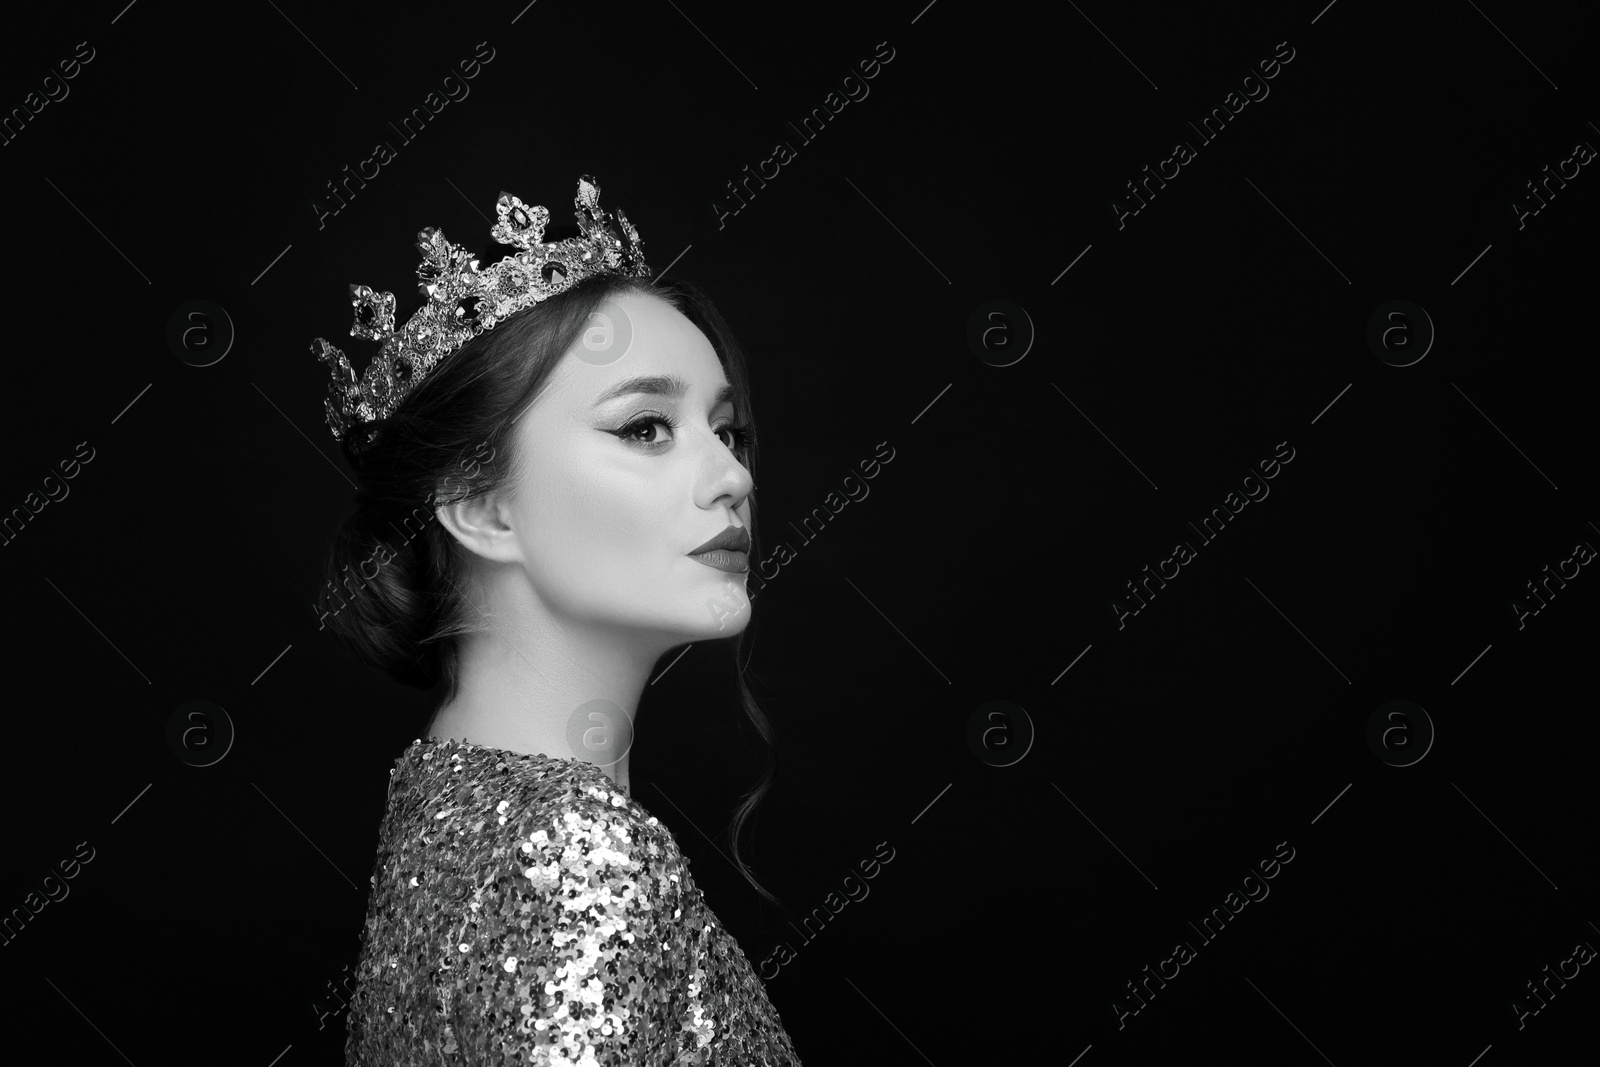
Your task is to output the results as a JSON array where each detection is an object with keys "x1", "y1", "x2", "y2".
[{"x1": 312, "y1": 177, "x2": 802, "y2": 1064}]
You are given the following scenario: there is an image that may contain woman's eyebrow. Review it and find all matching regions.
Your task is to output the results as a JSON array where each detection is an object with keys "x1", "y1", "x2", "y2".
[{"x1": 593, "y1": 375, "x2": 736, "y2": 408}]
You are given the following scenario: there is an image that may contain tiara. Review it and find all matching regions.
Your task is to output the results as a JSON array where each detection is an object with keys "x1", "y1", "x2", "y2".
[{"x1": 311, "y1": 175, "x2": 650, "y2": 443}]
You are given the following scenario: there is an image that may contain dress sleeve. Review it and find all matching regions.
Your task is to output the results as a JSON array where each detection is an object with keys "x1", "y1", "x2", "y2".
[{"x1": 440, "y1": 800, "x2": 709, "y2": 1066}]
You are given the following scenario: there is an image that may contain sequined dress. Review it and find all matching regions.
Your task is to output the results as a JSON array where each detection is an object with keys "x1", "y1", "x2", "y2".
[{"x1": 344, "y1": 737, "x2": 803, "y2": 1066}]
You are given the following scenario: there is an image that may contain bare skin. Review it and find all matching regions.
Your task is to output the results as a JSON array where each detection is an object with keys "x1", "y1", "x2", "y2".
[{"x1": 423, "y1": 291, "x2": 756, "y2": 793}]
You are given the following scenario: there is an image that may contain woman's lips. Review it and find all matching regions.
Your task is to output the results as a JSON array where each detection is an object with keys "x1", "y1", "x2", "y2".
[{"x1": 688, "y1": 549, "x2": 749, "y2": 573}]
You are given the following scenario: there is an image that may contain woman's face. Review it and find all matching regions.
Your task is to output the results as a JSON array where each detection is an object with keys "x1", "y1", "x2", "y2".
[{"x1": 500, "y1": 289, "x2": 755, "y2": 644}]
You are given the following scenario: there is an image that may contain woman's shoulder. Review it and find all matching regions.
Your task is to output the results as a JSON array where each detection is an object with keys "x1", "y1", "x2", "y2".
[
  {"x1": 363, "y1": 736, "x2": 697, "y2": 923},
  {"x1": 346, "y1": 737, "x2": 716, "y2": 1063},
  {"x1": 376, "y1": 736, "x2": 679, "y2": 868}
]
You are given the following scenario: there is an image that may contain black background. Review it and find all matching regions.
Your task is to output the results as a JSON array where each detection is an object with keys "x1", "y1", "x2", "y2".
[{"x1": 1, "y1": 1, "x2": 1596, "y2": 1064}]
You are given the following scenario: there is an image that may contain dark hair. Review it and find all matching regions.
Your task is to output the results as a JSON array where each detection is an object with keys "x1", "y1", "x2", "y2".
[{"x1": 316, "y1": 269, "x2": 784, "y2": 909}]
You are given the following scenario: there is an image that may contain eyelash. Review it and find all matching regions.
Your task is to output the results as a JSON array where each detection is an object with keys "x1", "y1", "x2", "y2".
[{"x1": 613, "y1": 411, "x2": 754, "y2": 455}]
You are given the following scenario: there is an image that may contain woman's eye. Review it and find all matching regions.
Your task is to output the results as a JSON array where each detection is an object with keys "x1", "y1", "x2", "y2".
[
  {"x1": 626, "y1": 418, "x2": 669, "y2": 444},
  {"x1": 615, "y1": 415, "x2": 750, "y2": 454},
  {"x1": 611, "y1": 415, "x2": 673, "y2": 446}
]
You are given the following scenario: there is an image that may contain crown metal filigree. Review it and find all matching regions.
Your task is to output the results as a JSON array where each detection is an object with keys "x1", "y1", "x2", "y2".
[{"x1": 311, "y1": 175, "x2": 649, "y2": 443}]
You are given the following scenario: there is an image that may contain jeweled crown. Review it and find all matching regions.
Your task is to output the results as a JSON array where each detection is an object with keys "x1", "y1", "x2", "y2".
[{"x1": 311, "y1": 175, "x2": 649, "y2": 443}]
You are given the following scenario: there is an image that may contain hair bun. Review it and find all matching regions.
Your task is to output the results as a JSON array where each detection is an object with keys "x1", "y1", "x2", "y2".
[{"x1": 316, "y1": 501, "x2": 440, "y2": 688}]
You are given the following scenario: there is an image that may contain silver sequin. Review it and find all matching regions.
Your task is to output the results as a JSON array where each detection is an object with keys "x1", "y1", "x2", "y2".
[{"x1": 343, "y1": 737, "x2": 802, "y2": 1065}]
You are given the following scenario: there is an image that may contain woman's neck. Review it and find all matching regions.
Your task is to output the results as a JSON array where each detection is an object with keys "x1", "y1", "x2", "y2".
[{"x1": 424, "y1": 616, "x2": 670, "y2": 793}]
